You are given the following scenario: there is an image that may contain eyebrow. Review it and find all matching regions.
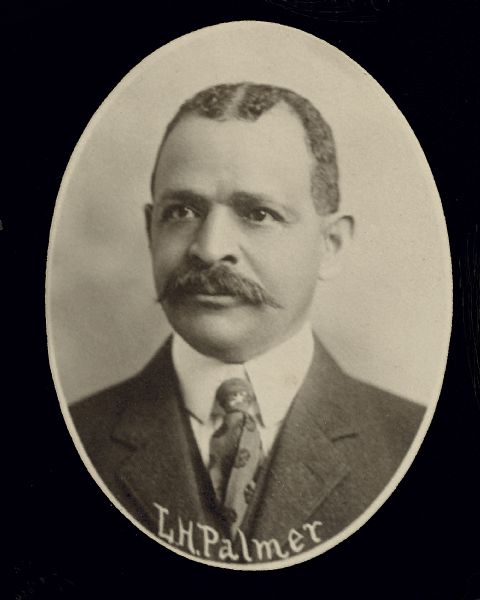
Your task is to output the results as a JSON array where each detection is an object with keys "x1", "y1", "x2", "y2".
[
  {"x1": 230, "y1": 191, "x2": 299, "y2": 220},
  {"x1": 158, "y1": 189, "x2": 207, "y2": 204}
]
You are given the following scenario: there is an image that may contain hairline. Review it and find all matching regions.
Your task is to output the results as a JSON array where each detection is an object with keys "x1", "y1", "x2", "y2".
[{"x1": 150, "y1": 85, "x2": 339, "y2": 215}]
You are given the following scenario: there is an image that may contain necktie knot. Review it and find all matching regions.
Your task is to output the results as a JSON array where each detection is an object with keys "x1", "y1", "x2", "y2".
[{"x1": 215, "y1": 378, "x2": 255, "y2": 414}]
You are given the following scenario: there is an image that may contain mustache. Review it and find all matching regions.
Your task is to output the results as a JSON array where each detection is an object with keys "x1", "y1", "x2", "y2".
[{"x1": 159, "y1": 264, "x2": 283, "y2": 309}]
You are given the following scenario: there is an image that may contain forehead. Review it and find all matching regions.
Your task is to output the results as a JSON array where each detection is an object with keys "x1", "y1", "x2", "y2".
[{"x1": 153, "y1": 105, "x2": 315, "y2": 201}]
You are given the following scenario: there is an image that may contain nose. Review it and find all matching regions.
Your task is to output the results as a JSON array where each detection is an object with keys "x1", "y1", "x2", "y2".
[{"x1": 188, "y1": 207, "x2": 239, "y2": 265}]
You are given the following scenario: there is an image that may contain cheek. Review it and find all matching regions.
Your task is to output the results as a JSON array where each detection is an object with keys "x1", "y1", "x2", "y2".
[
  {"x1": 250, "y1": 230, "x2": 323, "y2": 292},
  {"x1": 152, "y1": 225, "x2": 193, "y2": 257},
  {"x1": 150, "y1": 235, "x2": 188, "y2": 278}
]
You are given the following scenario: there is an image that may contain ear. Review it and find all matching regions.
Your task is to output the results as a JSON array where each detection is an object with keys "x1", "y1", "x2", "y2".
[
  {"x1": 318, "y1": 214, "x2": 355, "y2": 280},
  {"x1": 144, "y1": 203, "x2": 153, "y2": 249}
]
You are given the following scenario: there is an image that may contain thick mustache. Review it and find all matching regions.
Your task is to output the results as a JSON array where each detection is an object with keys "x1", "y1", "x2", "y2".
[{"x1": 160, "y1": 264, "x2": 283, "y2": 309}]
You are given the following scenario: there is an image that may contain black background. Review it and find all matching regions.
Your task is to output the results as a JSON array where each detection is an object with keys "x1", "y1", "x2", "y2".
[{"x1": 6, "y1": 1, "x2": 479, "y2": 598}]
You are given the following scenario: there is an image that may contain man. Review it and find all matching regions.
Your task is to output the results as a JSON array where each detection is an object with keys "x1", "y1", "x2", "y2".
[{"x1": 71, "y1": 82, "x2": 425, "y2": 564}]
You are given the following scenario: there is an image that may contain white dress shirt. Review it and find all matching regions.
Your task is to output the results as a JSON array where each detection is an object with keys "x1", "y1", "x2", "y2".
[{"x1": 171, "y1": 323, "x2": 315, "y2": 466}]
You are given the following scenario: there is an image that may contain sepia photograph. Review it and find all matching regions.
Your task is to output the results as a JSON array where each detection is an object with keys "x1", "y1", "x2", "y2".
[
  {"x1": 44, "y1": 21, "x2": 453, "y2": 569},
  {"x1": 8, "y1": 0, "x2": 480, "y2": 595}
]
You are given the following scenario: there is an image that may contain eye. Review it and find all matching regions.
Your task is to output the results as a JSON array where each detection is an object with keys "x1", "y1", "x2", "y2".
[
  {"x1": 162, "y1": 204, "x2": 200, "y2": 222},
  {"x1": 244, "y1": 208, "x2": 283, "y2": 223}
]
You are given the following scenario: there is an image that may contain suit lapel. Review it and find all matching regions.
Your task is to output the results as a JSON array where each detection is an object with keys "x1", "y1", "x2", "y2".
[
  {"x1": 249, "y1": 340, "x2": 358, "y2": 546},
  {"x1": 110, "y1": 342, "x2": 211, "y2": 530},
  {"x1": 104, "y1": 337, "x2": 360, "y2": 552}
]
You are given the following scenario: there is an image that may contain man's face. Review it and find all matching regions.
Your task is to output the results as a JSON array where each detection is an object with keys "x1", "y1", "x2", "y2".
[{"x1": 147, "y1": 105, "x2": 331, "y2": 362}]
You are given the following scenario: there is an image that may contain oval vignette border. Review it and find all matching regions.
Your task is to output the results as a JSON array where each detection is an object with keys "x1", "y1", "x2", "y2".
[{"x1": 46, "y1": 20, "x2": 453, "y2": 570}]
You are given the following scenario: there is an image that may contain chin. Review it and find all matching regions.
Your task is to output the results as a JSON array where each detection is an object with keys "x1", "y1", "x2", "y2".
[
  {"x1": 181, "y1": 326, "x2": 248, "y2": 362},
  {"x1": 167, "y1": 311, "x2": 259, "y2": 363}
]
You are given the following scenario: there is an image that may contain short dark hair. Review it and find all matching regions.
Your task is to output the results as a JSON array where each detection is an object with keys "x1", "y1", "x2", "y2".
[{"x1": 151, "y1": 82, "x2": 340, "y2": 214}]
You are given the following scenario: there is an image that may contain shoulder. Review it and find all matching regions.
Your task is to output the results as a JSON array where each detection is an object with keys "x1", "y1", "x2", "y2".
[
  {"x1": 345, "y1": 375, "x2": 425, "y2": 420},
  {"x1": 69, "y1": 340, "x2": 173, "y2": 441},
  {"x1": 340, "y1": 372, "x2": 426, "y2": 460},
  {"x1": 310, "y1": 338, "x2": 426, "y2": 434},
  {"x1": 70, "y1": 374, "x2": 138, "y2": 440},
  {"x1": 346, "y1": 375, "x2": 425, "y2": 429},
  {"x1": 309, "y1": 339, "x2": 426, "y2": 460}
]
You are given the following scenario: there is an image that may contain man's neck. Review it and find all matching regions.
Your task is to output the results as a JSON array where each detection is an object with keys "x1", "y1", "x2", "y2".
[{"x1": 172, "y1": 322, "x2": 315, "y2": 426}]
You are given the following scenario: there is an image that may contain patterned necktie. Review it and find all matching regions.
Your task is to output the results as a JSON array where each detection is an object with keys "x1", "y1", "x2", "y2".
[{"x1": 209, "y1": 378, "x2": 263, "y2": 536}]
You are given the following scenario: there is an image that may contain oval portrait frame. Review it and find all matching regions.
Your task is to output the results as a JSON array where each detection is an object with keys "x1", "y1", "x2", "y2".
[{"x1": 46, "y1": 21, "x2": 452, "y2": 570}]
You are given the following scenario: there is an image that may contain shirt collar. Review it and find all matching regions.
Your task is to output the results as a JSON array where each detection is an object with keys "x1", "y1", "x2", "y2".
[{"x1": 172, "y1": 323, "x2": 314, "y2": 428}]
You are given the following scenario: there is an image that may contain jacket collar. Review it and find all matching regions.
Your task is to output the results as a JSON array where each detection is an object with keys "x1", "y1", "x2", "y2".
[
  {"x1": 246, "y1": 338, "x2": 358, "y2": 545},
  {"x1": 111, "y1": 340, "x2": 217, "y2": 530},
  {"x1": 110, "y1": 336, "x2": 359, "y2": 541}
]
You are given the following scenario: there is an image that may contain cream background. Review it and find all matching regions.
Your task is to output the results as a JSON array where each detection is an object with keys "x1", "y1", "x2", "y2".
[{"x1": 46, "y1": 22, "x2": 452, "y2": 406}]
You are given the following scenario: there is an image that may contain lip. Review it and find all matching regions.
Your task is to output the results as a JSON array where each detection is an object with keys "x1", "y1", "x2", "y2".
[{"x1": 185, "y1": 293, "x2": 241, "y2": 308}]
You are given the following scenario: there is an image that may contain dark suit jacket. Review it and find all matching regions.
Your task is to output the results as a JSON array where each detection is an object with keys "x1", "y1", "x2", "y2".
[{"x1": 70, "y1": 337, "x2": 425, "y2": 563}]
